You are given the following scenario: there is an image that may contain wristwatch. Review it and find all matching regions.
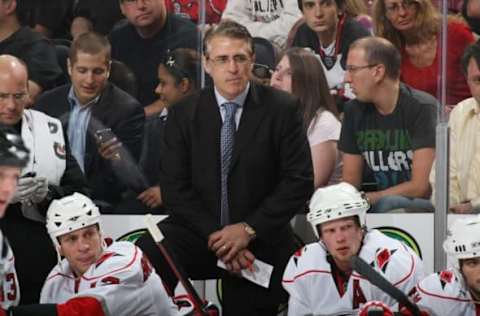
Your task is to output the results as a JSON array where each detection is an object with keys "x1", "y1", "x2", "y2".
[{"x1": 242, "y1": 222, "x2": 256, "y2": 240}]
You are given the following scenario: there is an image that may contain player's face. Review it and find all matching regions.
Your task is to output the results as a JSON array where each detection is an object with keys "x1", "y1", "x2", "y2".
[
  {"x1": 320, "y1": 217, "x2": 363, "y2": 271},
  {"x1": 59, "y1": 225, "x2": 103, "y2": 276},
  {"x1": 466, "y1": 57, "x2": 480, "y2": 106},
  {"x1": 204, "y1": 36, "x2": 254, "y2": 100},
  {"x1": 302, "y1": 0, "x2": 339, "y2": 35},
  {"x1": 68, "y1": 51, "x2": 110, "y2": 105},
  {"x1": 0, "y1": 166, "x2": 20, "y2": 217},
  {"x1": 461, "y1": 257, "x2": 480, "y2": 300},
  {"x1": 270, "y1": 55, "x2": 292, "y2": 93}
]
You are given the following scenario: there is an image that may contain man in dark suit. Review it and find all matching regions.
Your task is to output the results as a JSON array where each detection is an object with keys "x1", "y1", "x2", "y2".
[
  {"x1": 136, "y1": 20, "x2": 313, "y2": 315},
  {"x1": 34, "y1": 32, "x2": 145, "y2": 209}
]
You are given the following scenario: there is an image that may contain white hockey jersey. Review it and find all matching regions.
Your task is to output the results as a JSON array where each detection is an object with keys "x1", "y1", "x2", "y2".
[
  {"x1": 282, "y1": 229, "x2": 425, "y2": 316},
  {"x1": 0, "y1": 230, "x2": 19, "y2": 310},
  {"x1": 411, "y1": 268, "x2": 480, "y2": 316},
  {"x1": 40, "y1": 241, "x2": 178, "y2": 316}
]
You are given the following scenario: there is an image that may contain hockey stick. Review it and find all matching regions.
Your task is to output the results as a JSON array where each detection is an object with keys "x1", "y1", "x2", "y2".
[
  {"x1": 350, "y1": 255, "x2": 421, "y2": 316},
  {"x1": 145, "y1": 214, "x2": 214, "y2": 316}
]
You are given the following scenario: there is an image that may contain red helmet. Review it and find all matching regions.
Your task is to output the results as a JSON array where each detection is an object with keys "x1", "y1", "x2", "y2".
[{"x1": 359, "y1": 301, "x2": 394, "y2": 316}]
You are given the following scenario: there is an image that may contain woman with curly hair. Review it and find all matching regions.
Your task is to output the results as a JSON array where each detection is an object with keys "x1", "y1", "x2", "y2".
[{"x1": 373, "y1": 0, "x2": 474, "y2": 107}]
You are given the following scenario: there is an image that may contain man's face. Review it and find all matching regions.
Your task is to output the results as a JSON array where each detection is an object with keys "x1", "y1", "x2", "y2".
[
  {"x1": 302, "y1": 0, "x2": 339, "y2": 34},
  {"x1": 0, "y1": 166, "x2": 20, "y2": 217},
  {"x1": 467, "y1": 57, "x2": 480, "y2": 105},
  {"x1": 68, "y1": 51, "x2": 110, "y2": 105},
  {"x1": 0, "y1": 67, "x2": 28, "y2": 126},
  {"x1": 120, "y1": 0, "x2": 165, "y2": 28},
  {"x1": 204, "y1": 36, "x2": 254, "y2": 100},
  {"x1": 59, "y1": 225, "x2": 103, "y2": 276},
  {"x1": 344, "y1": 47, "x2": 377, "y2": 102},
  {"x1": 320, "y1": 217, "x2": 363, "y2": 270},
  {"x1": 461, "y1": 257, "x2": 480, "y2": 300}
]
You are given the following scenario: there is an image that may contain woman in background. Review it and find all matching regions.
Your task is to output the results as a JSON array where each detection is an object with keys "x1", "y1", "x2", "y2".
[{"x1": 271, "y1": 47, "x2": 342, "y2": 188}]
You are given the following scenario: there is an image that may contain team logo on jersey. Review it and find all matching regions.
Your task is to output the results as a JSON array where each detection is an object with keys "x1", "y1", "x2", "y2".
[
  {"x1": 376, "y1": 226, "x2": 422, "y2": 259},
  {"x1": 372, "y1": 248, "x2": 397, "y2": 273},
  {"x1": 293, "y1": 246, "x2": 307, "y2": 266},
  {"x1": 48, "y1": 122, "x2": 58, "y2": 134},
  {"x1": 117, "y1": 229, "x2": 148, "y2": 243},
  {"x1": 53, "y1": 142, "x2": 66, "y2": 159},
  {"x1": 438, "y1": 270, "x2": 455, "y2": 289}
]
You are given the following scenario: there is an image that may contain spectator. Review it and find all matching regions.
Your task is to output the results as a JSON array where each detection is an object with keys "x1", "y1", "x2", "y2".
[
  {"x1": 0, "y1": 193, "x2": 178, "y2": 315},
  {"x1": 283, "y1": 182, "x2": 425, "y2": 315},
  {"x1": 34, "y1": 32, "x2": 145, "y2": 209},
  {"x1": 109, "y1": 0, "x2": 199, "y2": 110},
  {"x1": 339, "y1": 37, "x2": 436, "y2": 212},
  {"x1": 345, "y1": 0, "x2": 373, "y2": 32},
  {"x1": 430, "y1": 43, "x2": 480, "y2": 214},
  {"x1": 20, "y1": 0, "x2": 74, "y2": 39},
  {"x1": 290, "y1": 0, "x2": 370, "y2": 103},
  {"x1": 165, "y1": 0, "x2": 226, "y2": 25},
  {"x1": 119, "y1": 48, "x2": 201, "y2": 212},
  {"x1": 408, "y1": 216, "x2": 480, "y2": 315},
  {"x1": 0, "y1": 55, "x2": 88, "y2": 304},
  {"x1": 136, "y1": 20, "x2": 313, "y2": 316},
  {"x1": 271, "y1": 47, "x2": 342, "y2": 188},
  {"x1": 463, "y1": 0, "x2": 480, "y2": 35},
  {"x1": 0, "y1": 0, "x2": 63, "y2": 102},
  {"x1": 221, "y1": 0, "x2": 302, "y2": 49},
  {"x1": 0, "y1": 127, "x2": 29, "y2": 310},
  {"x1": 373, "y1": 0, "x2": 474, "y2": 107},
  {"x1": 70, "y1": 0, "x2": 124, "y2": 39}
]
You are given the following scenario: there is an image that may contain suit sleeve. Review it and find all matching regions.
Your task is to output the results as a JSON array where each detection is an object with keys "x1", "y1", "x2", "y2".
[
  {"x1": 161, "y1": 105, "x2": 219, "y2": 238},
  {"x1": 246, "y1": 101, "x2": 313, "y2": 241}
]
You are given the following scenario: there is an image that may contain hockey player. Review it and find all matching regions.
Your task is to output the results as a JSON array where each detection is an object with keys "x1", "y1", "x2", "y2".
[
  {"x1": 282, "y1": 182, "x2": 425, "y2": 315},
  {"x1": 407, "y1": 215, "x2": 480, "y2": 316},
  {"x1": 0, "y1": 127, "x2": 29, "y2": 310},
  {"x1": 0, "y1": 192, "x2": 178, "y2": 316}
]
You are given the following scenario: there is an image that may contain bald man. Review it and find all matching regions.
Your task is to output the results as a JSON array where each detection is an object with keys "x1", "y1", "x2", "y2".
[{"x1": 0, "y1": 55, "x2": 88, "y2": 304}]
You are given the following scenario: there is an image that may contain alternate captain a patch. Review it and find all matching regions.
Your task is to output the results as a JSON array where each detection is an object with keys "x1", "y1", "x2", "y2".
[{"x1": 53, "y1": 142, "x2": 66, "y2": 159}]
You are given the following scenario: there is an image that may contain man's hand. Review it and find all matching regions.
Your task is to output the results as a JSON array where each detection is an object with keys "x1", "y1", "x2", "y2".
[
  {"x1": 11, "y1": 177, "x2": 39, "y2": 204},
  {"x1": 366, "y1": 191, "x2": 383, "y2": 205},
  {"x1": 97, "y1": 137, "x2": 122, "y2": 161},
  {"x1": 208, "y1": 223, "x2": 252, "y2": 262},
  {"x1": 225, "y1": 249, "x2": 256, "y2": 273},
  {"x1": 137, "y1": 186, "x2": 162, "y2": 208},
  {"x1": 450, "y1": 201, "x2": 473, "y2": 213}
]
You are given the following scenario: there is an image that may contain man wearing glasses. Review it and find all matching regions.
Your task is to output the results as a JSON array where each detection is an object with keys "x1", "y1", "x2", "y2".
[
  {"x1": 136, "y1": 20, "x2": 313, "y2": 316},
  {"x1": 340, "y1": 36, "x2": 436, "y2": 213}
]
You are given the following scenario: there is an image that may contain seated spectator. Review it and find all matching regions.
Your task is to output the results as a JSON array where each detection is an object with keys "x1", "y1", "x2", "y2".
[
  {"x1": 271, "y1": 47, "x2": 342, "y2": 188},
  {"x1": 165, "y1": 0, "x2": 226, "y2": 25},
  {"x1": 34, "y1": 32, "x2": 145, "y2": 209},
  {"x1": 373, "y1": 0, "x2": 474, "y2": 108},
  {"x1": 0, "y1": 192, "x2": 177, "y2": 315},
  {"x1": 70, "y1": 0, "x2": 125, "y2": 39},
  {"x1": 339, "y1": 37, "x2": 436, "y2": 212},
  {"x1": 430, "y1": 43, "x2": 480, "y2": 214},
  {"x1": 221, "y1": 0, "x2": 302, "y2": 49},
  {"x1": 0, "y1": 55, "x2": 88, "y2": 304},
  {"x1": 0, "y1": 0, "x2": 63, "y2": 102},
  {"x1": 290, "y1": 0, "x2": 370, "y2": 104},
  {"x1": 283, "y1": 182, "x2": 425, "y2": 314},
  {"x1": 109, "y1": 0, "x2": 199, "y2": 110},
  {"x1": 119, "y1": 48, "x2": 200, "y2": 212},
  {"x1": 463, "y1": 0, "x2": 480, "y2": 36}
]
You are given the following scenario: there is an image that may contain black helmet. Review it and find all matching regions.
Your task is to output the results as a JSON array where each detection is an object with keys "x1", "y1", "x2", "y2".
[{"x1": 0, "y1": 126, "x2": 29, "y2": 168}]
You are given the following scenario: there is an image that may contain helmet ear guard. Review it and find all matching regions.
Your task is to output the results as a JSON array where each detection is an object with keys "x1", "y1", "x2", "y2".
[
  {"x1": 443, "y1": 215, "x2": 480, "y2": 269},
  {"x1": 307, "y1": 182, "x2": 370, "y2": 239}
]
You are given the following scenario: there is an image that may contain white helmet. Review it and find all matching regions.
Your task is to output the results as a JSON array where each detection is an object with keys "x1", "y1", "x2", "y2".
[
  {"x1": 443, "y1": 215, "x2": 480, "y2": 269},
  {"x1": 46, "y1": 192, "x2": 101, "y2": 249},
  {"x1": 307, "y1": 182, "x2": 370, "y2": 238}
]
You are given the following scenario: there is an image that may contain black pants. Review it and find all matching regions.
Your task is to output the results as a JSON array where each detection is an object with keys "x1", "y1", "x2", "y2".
[
  {"x1": 0, "y1": 209, "x2": 57, "y2": 304},
  {"x1": 136, "y1": 219, "x2": 283, "y2": 316}
]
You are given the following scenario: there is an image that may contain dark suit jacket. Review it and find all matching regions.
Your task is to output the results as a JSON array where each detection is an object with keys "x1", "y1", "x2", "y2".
[
  {"x1": 34, "y1": 83, "x2": 145, "y2": 206},
  {"x1": 162, "y1": 82, "x2": 313, "y2": 305}
]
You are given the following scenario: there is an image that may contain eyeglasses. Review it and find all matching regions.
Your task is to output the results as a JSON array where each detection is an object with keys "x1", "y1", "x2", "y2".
[
  {"x1": 0, "y1": 92, "x2": 28, "y2": 104},
  {"x1": 385, "y1": 0, "x2": 416, "y2": 14},
  {"x1": 207, "y1": 54, "x2": 251, "y2": 67},
  {"x1": 252, "y1": 63, "x2": 273, "y2": 79},
  {"x1": 345, "y1": 64, "x2": 378, "y2": 74}
]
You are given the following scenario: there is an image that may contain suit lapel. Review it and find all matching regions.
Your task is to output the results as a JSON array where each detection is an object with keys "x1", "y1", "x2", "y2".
[
  {"x1": 230, "y1": 83, "x2": 267, "y2": 169},
  {"x1": 197, "y1": 89, "x2": 222, "y2": 166}
]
